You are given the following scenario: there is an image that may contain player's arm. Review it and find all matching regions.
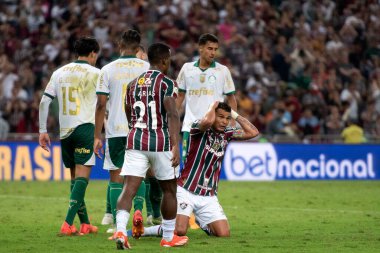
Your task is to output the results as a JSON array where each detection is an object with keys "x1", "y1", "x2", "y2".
[
  {"x1": 125, "y1": 84, "x2": 132, "y2": 123},
  {"x1": 39, "y1": 94, "x2": 53, "y2": 152},
  {"x1": 197, "y1": 101, "x2": 219, "y2": 132},
  {"x1": 176, "y1": 64, "x2": 186, "y2": 110},
  {"x1": 164, "y1": 96, "x2": 180, "y2": 167},
  {"x1": 176, "y1": 91, "x2": 185, "y2": 109},
  {"x1": 231, "y1": 110, "x2": 259, "y2": 140},
  {"x1": 226, "y1": 93, "x2": 237, "y2": 112},
  {"x1": 94, "y1": 93, "x2": 107, "y2": 158},
  {"x1": 223, "y1": 66, "x2": 237, "y2": 126}
]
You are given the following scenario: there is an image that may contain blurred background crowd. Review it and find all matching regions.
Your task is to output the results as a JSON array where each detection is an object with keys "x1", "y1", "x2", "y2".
[{"x1": 1, "y1": 0, "x2": 380, "y2": 142}]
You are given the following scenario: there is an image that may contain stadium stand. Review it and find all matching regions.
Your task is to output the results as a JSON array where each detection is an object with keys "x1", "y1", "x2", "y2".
[{"x1": 0, "y1": 0, "x2": 379, "y2": 143}]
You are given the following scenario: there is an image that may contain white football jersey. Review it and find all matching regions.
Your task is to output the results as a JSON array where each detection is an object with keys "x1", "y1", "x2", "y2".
[
  {"x1": 96, "y1": 56, "x2": 150, "y2": 138},
  {"x1": 176, "y1": 60, "x2": 235, "y2": 132},
  {"x1": 43, "y1": 60, "x2": 100, "y2": 139}
]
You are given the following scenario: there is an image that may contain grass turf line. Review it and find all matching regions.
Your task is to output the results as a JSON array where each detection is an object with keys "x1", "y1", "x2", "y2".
[{"x1": 0, "y1": 181, "x2": 379, "y2": 253}]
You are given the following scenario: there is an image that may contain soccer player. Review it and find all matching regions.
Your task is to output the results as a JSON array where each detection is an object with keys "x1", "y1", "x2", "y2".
[
  {"x1": 176, "y1": 33, "x2": 237, "y2": 163},
  {"x1": 114, "y1": 43, "x2": 188, "y2": 249},
  {"x1": 94, "y1": 30, "x2": 150, "y2": 235},
  {"x1": 130, "y1": 101, "x2": 258, "y2": 238},
  {"x1": 39, "y1": 37, "x2": 100, "y2": 235}
]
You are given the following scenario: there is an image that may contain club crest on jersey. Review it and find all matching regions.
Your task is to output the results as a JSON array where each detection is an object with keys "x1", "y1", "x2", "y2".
[
  {"x1": 208, "y1": 75, "x2": 216, "y2": 84},
  {"x1": 212, "y1": 142, "x2": 221, "y2": 150},
  {"x1": 180, "y1": 202, "x2": 188, "y2": 210},
  {"x1": 200, "y1": 73, "x2": 206, "y2": 83}
]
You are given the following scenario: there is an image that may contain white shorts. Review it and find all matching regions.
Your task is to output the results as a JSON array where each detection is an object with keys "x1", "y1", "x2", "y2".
[
  {"x1": 120, "y1": 149, "x2": 179, "y2": 180},
  {"x1": 176, "y1": 186, "x2": 227, "y2": 229}
]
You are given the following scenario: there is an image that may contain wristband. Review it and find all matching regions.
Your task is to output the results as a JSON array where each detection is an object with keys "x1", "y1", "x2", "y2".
[{"x1": 231, "y1": 110, "x2": 239, "y2": 120}]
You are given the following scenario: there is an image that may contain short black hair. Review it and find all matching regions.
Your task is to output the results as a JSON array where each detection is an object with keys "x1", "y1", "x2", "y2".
[
  {"x1": 148, "y1": 43, "x2": 171, "y2": 65},
  {"x1": 74, "y1": 37, "x2": 100, "y2": 56},
  {"x1": 198, "y1": 33, "x2": 219, "y2": 46},
  {"x1": 138, "y1": 44, "x2": 145, "y2": 52},
  {"x1": 216, "y1": 102, "x2": 231, "y2": 113},
  {"x1": 119, "y1": 29, "x2": 141, "y2": 50}
]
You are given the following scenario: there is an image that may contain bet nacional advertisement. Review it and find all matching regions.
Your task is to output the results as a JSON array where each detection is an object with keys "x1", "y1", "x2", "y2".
[
  {"x1": 0, "y1": 142, "x2": 379, "y2": 181},
  {"x1": 223, "y1": 143, "x2": 379, "y2": 181}
]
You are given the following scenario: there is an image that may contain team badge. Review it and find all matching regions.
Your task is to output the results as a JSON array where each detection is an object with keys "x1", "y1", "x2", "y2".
[
  {"x1": 180, "y1": 202, "x2": 188, "y2": 210},
  {"x1": 212, "y1": 142, "x2": 220, "y2": 150},
  {"x1": 208, "y1": 75, "x2": 216, "y2": 84},
  {"x1": 138, "y1": 77, "x2": 145, "y2": 86},
  {"x1": 199, "y1": 73, "x2": 206, "y2": 83}
]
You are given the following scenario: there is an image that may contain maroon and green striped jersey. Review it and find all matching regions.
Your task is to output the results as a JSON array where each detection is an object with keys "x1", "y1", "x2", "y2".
[
  {"x1": 178, "y1": 121, "x2": 235, "y2": 196},
  {"x1": 126, "y1": 70, "x2": 178, "y2": 152}
]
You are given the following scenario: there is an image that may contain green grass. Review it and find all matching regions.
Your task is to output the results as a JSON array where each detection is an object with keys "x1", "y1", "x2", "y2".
[{"x1": 0, "y1": 181, "x2": 379, "y2": 252}]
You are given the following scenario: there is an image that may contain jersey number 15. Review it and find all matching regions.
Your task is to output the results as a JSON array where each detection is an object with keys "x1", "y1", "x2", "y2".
[{"x1": 62, "y1": 87, "x2": 80, "y2": 115}]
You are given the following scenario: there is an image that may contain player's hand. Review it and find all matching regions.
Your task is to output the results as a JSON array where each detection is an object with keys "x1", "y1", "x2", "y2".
[
  {"x1": 94, "y1": 137, "x2": 104, "y2": 159},
  {"x1": 171, "y1": 144, "x2": 180, "y2": 168},
  {"x1": 210, "y1": 101, "x2": 219, "y2": 109},
  {"x1": 39, "y1": 133, "x2": 51, "y2": 153}
]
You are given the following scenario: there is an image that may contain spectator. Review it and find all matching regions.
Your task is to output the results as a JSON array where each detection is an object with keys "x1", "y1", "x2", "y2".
[
  {"x1": 341, "y1": 120, "x2": 365, "y2": 144},
  {"x1": 0, "y1": 1, "x2": 379, "y2": 143},
  {"x1": 298, "y1": 108, "x2": 320, "y2": 137}
]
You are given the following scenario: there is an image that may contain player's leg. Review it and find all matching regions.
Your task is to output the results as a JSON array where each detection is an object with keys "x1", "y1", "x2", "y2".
[
  {"x1": 207, "y1": 220, "x2": 230, "y2": 237},
  {"x1": 153, "y1": 151, "x2": 188, "y2": 247},
  {"x1": 60, "y1": 135, "x2": 81, "y2": 235},
  {"x1": 101, "y1": 184, "x2": 113, "y2": 225},
  {"x1": 196, "y1": 195, "x2": 229, "y2": 237},
  {"x1": 175, "y1": 186, "x2": 194, "y2": 236},
  {"x1": 69, "y1": 168, "x2": 91, "y2": 227},
  {"x1": 68, "y1": 123, "x2": 97, "y2": 235},
  {"x1": 114, "y1": 149, "x2": 149, "y2": 249},
  {"x1": 107, "y1": 169, "x2": 123, "y2": 235},
  {"x1": 144, "y1": 177, "x2": 153, "y2": 225},
  {"x1": 132, "y1": 180, "x2": 146, "y2": 238},
  {"x1": 149, "y1": 176, "x2": 162, "y2": 224},
  {"x1": 104, "y1": 137, "x2": 125, "y2": 234}
]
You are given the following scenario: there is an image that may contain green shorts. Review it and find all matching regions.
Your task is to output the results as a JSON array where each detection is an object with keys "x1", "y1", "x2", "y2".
[
  {"x1": 181, "y1": 131, "x2": 190, "y2": 162},
  {"x1": 104, "y1": 136, "x2": 127, "y2": 170},
  {"x1": 61, "y1": 123, "x2": 95, "y2": 168}
]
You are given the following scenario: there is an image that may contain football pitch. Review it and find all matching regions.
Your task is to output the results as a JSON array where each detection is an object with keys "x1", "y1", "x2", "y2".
[{"x1": 0, "y1": 181, "x2": 379, "y2": 253}]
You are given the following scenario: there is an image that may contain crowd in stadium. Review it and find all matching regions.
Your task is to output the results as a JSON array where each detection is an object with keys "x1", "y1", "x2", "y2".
[{"x1": 0, "y1": 0, "x2": 380, "y2": 141}]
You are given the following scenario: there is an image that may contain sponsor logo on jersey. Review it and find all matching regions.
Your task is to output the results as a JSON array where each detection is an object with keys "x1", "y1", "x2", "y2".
[
  {"x1": 138, "y1": 77, "x2": 145, "y2": 86},
  {"x1": 74, "y1": 148, "x2": 91, "y2": 154}
]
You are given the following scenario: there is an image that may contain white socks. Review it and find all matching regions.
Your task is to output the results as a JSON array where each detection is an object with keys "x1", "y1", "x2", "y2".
[
  {"x1": 143, "y1": 225, "x2": 162, "y2": 236},
  {"x1": 162, "y1": 218, "x2": 176, "y2": 241},
  {"x1": 116, "y1": 210, "x2": 130, "y2": 235}
]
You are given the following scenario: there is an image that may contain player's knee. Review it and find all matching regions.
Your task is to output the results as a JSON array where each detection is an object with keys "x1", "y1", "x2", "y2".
[
  {"x1": 175, "y1": 227, "x2": 188, "y2": 236},
  {"x1": 214, "y1": 228, "x2": 230, "y2": 237},
  {"x1": 175, "y1": 223, "x2": 188, "y2": 236}
]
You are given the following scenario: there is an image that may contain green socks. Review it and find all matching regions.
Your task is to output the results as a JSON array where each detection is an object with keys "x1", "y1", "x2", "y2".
[
  {"x1": 149, "y1": 177, "x2": 162, "y2": 218},
  {"x1": 133, "y1": 181, "x2": 146, "y2": 212},
  {"x1": 66, "y1": 177, "x2": 89, "y2": 225},
  {"x1": 109, "y1": 182, "x2": 123, "y2": 224},
  {"x1": 144, "y1": 178, "x2": 153, "y2": 217},
  {"x1": 70, "y1": 179, "x2": 90, "y2": 224},
  {"x1": 106, "y1": 183, "x2": 112, "y2": 214}
]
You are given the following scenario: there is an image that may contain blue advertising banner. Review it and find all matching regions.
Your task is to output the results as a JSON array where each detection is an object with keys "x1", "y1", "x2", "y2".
[
  {"x1": 223, "y1": 143, "x2": 379, "y2": 180},
  {"x1": 1, "y1": 142, "x2": 379, "y2": 181}
]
